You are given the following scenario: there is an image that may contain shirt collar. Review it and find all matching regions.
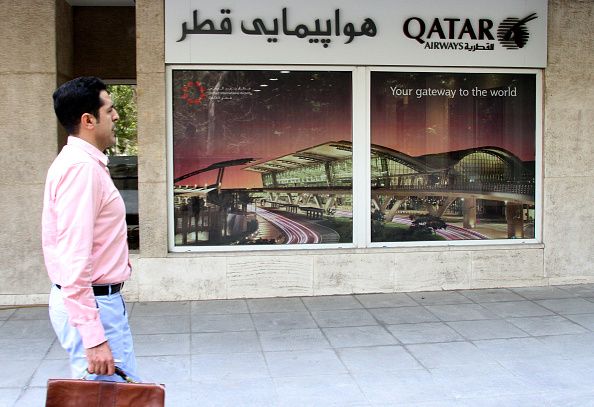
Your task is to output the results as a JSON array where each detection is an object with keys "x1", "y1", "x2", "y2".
[{"x1": 67, "y1": 136, "x2": 109, "y2": 167}]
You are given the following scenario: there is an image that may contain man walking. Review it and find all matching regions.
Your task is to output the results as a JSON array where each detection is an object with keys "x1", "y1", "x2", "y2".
[{"x1": 42, "y1": 77, "x2": 139, "y2": 381}]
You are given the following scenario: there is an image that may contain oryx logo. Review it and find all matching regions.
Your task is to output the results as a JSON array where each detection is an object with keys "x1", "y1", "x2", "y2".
[{"x1": 497, "y1": 13, "x2": 538, "y2": 49}]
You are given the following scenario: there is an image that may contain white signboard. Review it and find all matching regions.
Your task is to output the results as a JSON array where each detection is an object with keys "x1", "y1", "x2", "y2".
[{"x1": 165, "y1": 0, "x2": 547, "y2": 67}]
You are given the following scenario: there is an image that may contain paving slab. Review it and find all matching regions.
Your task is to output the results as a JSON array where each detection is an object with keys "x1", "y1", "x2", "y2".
[
  {"x1": 322, "y1": 326, "x2": 398, "y2": 348},
  {"x1": 405, "y1": 341, "x2": 492, "y2": 369},
  {"x1": 258, "y1": 328, "x2": 330, "y2": 352},
  {"x1": 130, "y1": 301, "x2": 190, "y2": 317},
  {"x1": 0, "y1": 309, "x2": 15, "y2": 321},
  {"x1": 191, "y1": 313, "x2": 255, "y2": 332},
  {"x1": 132, "y1": 333, "x2": 191, "y2": 356},
  {"x1": 386, "y1": 322, "x2": 464, "y2": 344},
  {"x1": 0, "y1": 338, "x2": 54, "y2": 361},
  {"x1": 458, "y1": 288, "x2": 525, "y2": 303},
  {"x1": 191, "y1": 331, "x2": 261, "y2": 354},
  {"x1": 471, "y1": 337, "x2": 564, "y2": 362},
  {"x1": 302, "y1": 295, "x2": 363, "y2": 311},
  {"x1": 8, "y1": 307, "x2": 49, "y2": 321},
  {"x1": 407, "y1": 291, "x2": 472, "y2": 305},
  {"x1": 274, "y1": 374, "x2": 367, "y2": 407},
  {"x1": 479, "y1": 300, "x2": 555, "y2": 318},
  {"x1": 369, "y1": 306, "x2": 439, "y2": 324},
  {"x1": 252, "y1": 312, "x2": 317, "y2": 331},
  {"x1": 0, "y1": 320, "x2": 55, "y2": 340},
  {"x1": 191, "y1": 299, "x2": 249, "y2": 315},
  {"x1": 129, "y1": 314, "x2": 191, "y2": 335},
  {"x1": 311, "y1": 309, "x2": 377, "y2": 328},
  {"x1": 446, "y1": 319, "x2": 530, "y2": 340},
  {"x1": 191, "y1": 352, "x2": 269, "y2": 380},
  {"x1": 12, "y1": 387, "x2": 47, "y2": 407},
  {"x1": 264, "y1": 349, "x2": 347, "y2": 377},
  {"x1": 355, "y1": 293, "x2": 418, "y2": 308},
  {"x1": 536, "y1": 298, "x2": 594, "y2": 314},
  {"x1": 247, "y1": 298, "x2": 307, "y2": 313},
  {"x1": 425, "y1": 303, "x2": 498, "y2": 321},
  {"x1": 0, "y1": 389, "x2": 21, "y2": 407},
  {"x1": 564, "y1": 313, "x2": 594, "y2": 331},
  {"x1": 337, "y1": 345, "x2": 423, "y2": 373},
  {"x1": 354, "y1": 370, "x2": 451, "y2": 404},
  {"x1": 511, "y1": 286, "x2": 574, "y2": 300},
  {"x1": 507, "y1": 315, "x2": 589, "y2": 336}
]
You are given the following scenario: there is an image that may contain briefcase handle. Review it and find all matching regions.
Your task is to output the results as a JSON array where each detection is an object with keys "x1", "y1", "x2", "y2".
[
  {"x1": 114, "y1": 366, "x2": 138, "y2": 383},
  {"x1": 81, "y1": 366, "x2": 138, "y2": 384}
]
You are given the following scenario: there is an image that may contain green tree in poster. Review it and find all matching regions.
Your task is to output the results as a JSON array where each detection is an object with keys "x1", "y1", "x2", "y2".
[
  {"x1": 408, "y1": 214, "x2": 447, "y2": 239},
  {"x1": 107, "y1": 85, "x2": 137, "y2": 156}
]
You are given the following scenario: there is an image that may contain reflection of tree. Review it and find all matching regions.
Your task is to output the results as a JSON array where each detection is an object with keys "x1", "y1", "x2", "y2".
[
  {"x1": 106, "y1": 85, "x2": 137, "y2": 156},
  {"x1": 206, "y1": 72, "x2": 227, "y2": 155},
  {"x1": 237, "y1": 191, "x2": 252, "y2": 213},
  {"x1": 371, "y1": 209, "x2": 384, "y2": 222},
  {"x1": 370, "y1": 211, "x2": 445, "y2": 242},
  {"x1": 189, "y1": 196, "x2": 204, "y2": 238},
  {"x1": 207, "y1": 190, "x2": 234, "y2": 242},
  {"x1": 174, "y1": 71, "x2": 259, "y2": 152},
  {"x1": 371, "y1": 209, "x2": 385, "y2": 241},
  {"x1": 409, "y1": 214, "x2": 446, "y2": 235}
]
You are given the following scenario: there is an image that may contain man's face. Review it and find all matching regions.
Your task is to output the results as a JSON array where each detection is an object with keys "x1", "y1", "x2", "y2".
[{"x1": 94, "y1": 90, "x2": 119, "y2": 151}]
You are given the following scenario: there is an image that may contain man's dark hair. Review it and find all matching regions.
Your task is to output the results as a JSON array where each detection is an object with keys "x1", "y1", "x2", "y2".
[{"x1": 53, "y1": 76, "x2": 107, "y2": 134}]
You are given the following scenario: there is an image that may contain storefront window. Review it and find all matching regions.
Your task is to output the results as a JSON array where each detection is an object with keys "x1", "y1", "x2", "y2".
[
  {"x1": 169, "y1": 68, "x2": 540, "y2": 250},
  {"x1": 171, "y1": 69, "x2": 353, "y2": 247},
  {"x1": 370, "y1": 71, "x2": 537, "y2": 242}
]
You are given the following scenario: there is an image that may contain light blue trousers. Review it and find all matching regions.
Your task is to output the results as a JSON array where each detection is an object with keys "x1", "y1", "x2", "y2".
[{"x1": 48, "y1": 285, "x2": 140, "y2": 382}]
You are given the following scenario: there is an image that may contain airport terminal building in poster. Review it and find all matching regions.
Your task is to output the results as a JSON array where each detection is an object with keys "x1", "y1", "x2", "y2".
[{"x1": 1, "y1": 0, "x2": 593, "y2": 304}]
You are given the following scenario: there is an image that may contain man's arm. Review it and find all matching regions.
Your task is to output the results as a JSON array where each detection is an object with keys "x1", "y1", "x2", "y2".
[{"x1": 54, "y1": 163, "x2": 112, "y2": 372}]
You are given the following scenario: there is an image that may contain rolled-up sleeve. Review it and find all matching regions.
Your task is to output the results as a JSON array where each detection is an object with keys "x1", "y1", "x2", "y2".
[{"x1": 54, "y1": 163, "x2": 106, "y2": 348}]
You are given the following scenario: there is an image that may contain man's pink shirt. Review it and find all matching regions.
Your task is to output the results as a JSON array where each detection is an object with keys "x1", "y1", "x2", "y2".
[{"x1": 42, "y1": 136, "x2": 131, "y2": 348}]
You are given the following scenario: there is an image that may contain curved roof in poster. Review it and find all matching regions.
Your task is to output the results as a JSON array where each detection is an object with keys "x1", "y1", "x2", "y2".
[
  {"x1": 244, "y1": 140, "x2": 354, "y2": 173},
  {"x1": 243, "y1": 141, "x2": 529, "y2": 175},
  {"x1": 421, "y1": 146, "x2": 528, "y2": 173}
]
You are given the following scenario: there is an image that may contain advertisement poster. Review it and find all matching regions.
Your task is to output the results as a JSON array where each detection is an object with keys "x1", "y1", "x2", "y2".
[
  {"x1": 172, "y1": 69, "x2": 353, "y2": 246},
  {"x1": 370, "y1": 71, "x2": 536, "y2": 242}
]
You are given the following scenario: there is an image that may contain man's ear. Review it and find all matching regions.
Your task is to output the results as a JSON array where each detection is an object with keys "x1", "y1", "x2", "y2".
[{"x1": 81, "y1": 113, "x2": 95, "y2": 130}]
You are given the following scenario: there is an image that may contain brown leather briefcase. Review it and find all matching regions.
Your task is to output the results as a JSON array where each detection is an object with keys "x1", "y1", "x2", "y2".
[{"x1": 45, "y1": 368, "x2": 165, "y2": 407}]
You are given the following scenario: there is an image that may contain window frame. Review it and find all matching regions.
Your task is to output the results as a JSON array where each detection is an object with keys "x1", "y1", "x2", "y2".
[
  {"x1": 166, "y1": 65, "x2": 362, "y2": 252},
  {"x1": 166, "y1": 65, "x2": 542, "y2": 252},
  {"x1": 365, "y1": 66, "x2": 543, "y2": 248}
]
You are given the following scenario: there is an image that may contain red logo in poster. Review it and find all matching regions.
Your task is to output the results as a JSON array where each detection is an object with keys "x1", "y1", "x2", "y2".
[{"x1": 181, "y1": 80, "x2": 206, "y2": 105}]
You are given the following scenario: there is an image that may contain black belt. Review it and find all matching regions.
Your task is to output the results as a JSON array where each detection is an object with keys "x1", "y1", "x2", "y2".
[{"x1": 55, "y1": 283, "x2": 123, "y2": 296}]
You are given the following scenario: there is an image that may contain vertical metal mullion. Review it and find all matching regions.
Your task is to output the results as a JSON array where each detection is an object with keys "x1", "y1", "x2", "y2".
[
  {"x1": 534, "y1": 70, "x2": 543, "y2": 243},
  {"x1": 351, "y1": 67, "x2": 369, "y2": 248},
  {"x1": 166, "y1": 67, "x2": 175, "y2": 251}
]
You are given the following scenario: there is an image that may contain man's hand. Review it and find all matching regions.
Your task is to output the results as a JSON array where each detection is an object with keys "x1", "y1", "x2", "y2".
[{"x1": 85, "y1": 341, "x2": 114, "y2": 376}]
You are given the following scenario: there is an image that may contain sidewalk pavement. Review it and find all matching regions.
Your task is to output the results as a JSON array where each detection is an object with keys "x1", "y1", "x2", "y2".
[{"x1": 2, "y1": 285, "x2": 594, "y2": 406}]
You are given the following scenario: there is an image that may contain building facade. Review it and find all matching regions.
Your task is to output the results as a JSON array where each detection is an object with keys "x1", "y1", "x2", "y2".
[{"x1": 0, "y1": 0, "x2": 593, "y2": 304}]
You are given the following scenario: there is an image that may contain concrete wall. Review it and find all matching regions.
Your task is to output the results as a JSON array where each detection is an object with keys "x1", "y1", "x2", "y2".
[
  {"x1": 0, "y1": 0, "x2": 71, "y2": 304},
  {"x1": 543, "y1": 0, "x2": 594, "y2": 284},
  {"x1": 0, "y1": 0, "x2": 592, "y2": 305}
]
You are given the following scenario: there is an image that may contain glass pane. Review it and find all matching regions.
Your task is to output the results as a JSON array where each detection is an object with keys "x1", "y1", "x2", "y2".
[
  {"x1": 106, "y1": 84, "x2": 139, "y2": 250},
  {"x1": 106, "y1": 85, "x2": 137, "y2": 156},
  {"x1": 370, "y1": 71, "x2": 536, "y2": 242},
  {"x1": 172, "y1": 70, "x2": 353, "y2": 247}
]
